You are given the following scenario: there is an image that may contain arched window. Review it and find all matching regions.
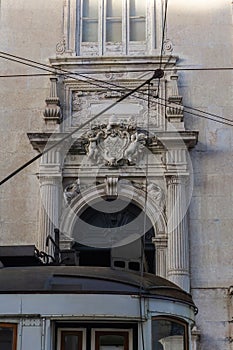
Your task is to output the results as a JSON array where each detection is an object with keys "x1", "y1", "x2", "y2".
[{"x1": 152, "y1": 317, "x2": 189, "y2": 350}]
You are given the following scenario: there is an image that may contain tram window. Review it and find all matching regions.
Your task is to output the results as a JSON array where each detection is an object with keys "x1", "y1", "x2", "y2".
[
  {"x1": 94, "y1": 330, "x2": 130, "y2": 350},
  {"x1": 152, "y1": 317, "x2": 188, "y2": 350},
  {"x1": 59, "y1": 330, "x2": 84, "y2": 350},
  {"x1": 0, "y1": 323, "x2": 17, "y2": 350}
]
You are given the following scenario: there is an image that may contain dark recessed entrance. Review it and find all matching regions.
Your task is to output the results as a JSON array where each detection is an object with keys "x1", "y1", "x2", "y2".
[{"x1": 72, "y1": 199, "x2": 155, "y2": 273}]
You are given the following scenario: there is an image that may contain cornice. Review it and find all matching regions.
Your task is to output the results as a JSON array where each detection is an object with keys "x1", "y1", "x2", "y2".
[
  {"x1": 49, "y1": 55, "x2": 179, "y2": 70},
  {"x1": 27, "y1": 130, "x2": 198, "y2": 155}
]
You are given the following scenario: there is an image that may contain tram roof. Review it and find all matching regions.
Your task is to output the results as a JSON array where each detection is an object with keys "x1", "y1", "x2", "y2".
[{"x1": 0, "y1": 265, "x2": 195, "y2": 308}]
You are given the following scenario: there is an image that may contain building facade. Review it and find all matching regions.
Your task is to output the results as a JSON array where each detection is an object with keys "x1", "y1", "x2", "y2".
[{"x1": 0, "y1": 0, "x2": 232, "y2": 349}]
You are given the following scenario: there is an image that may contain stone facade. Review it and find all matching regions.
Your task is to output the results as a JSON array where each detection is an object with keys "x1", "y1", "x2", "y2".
[{"x1": 0, "y1": 0, "x2": 232, "y2": 349}]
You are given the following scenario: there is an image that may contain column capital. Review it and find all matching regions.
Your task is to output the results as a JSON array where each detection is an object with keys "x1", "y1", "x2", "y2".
[
  {"x1": 165, "y1": 174, "x2": 189, "y2": 186},
  {"x1": 38, "y1": 174, "x2": 62, "y2": 185},
  {"x1": 166, "y1": 175, "x2": 179, "y2": 185},
  {"x1": 152, "y1": 235, "x2": 168, "y2": 248}
]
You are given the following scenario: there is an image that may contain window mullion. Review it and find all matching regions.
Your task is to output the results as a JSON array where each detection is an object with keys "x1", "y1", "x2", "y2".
[
  {"x1": 125, "y1": 0, "x2": 129, "y2": 55},
  {"x1": 78, "y1": 0, "x2": 83, "y2": 54},
  {"x1": 99, "y1": 0, "x2": 104, "y2": 55}
]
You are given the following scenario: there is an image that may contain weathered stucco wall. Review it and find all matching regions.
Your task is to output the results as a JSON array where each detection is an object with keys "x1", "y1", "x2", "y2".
[
  {"x1": 167, "y1": 0, "x2": 233, "y2": 348},
  {"x1": 0, "y1": 0, "x2": 63, "y2": 245}
]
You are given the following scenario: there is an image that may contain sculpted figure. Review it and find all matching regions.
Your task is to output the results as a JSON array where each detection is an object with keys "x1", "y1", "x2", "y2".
[
  {"x1": 124, "y1": 133, "x2": 147, "y2": 164},
  {"x1": 64, "y1": 179, "x2": 80, "y2": 206},
  {"x1": 147, "y1": 183, "x2": 165, "y2": 209},
  {"x1": 86, "y1": 131, "x2": 101, "y2": 162}
]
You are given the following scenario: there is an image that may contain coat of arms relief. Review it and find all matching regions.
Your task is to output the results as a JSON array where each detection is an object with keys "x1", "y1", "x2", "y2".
[{"x1": 84, "y1": 115, "x2": 148, "y2": 167}]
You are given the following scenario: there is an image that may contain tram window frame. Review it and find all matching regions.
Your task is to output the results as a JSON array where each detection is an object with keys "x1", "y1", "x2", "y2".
[
  {"x1": 56, "y1": 323, "x2": 136, "y2": 350},
  {"x1": 92, "y1": 329, "x2": 131, "y2": 350},
  {"x1": 151, "y1": 316, "x2": 189, "y2": 350},
  {"x1": 57, "y1": 328, "x2": 86, "y2": 350},
  {"x1": 0, "y1": 323, "x2": 17, "y2": 350}
]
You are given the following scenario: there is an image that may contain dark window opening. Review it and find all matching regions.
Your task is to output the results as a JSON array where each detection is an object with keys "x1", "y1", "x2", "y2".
[
  {"x1": 73, "y1": 243, "x2": 111, "y2": 267},
  {"x1": 72, "y1": 199, "x2": 155, "y2": 273}
]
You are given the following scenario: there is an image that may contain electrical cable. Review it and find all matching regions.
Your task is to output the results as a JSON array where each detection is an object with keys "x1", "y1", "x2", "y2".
[
  {"x1": 0, "y1": 73, "x2": 52, "y2": 78},
  {"x1": 155, "y1": 97, "x2": 233, "y2": 127},
  {"x1": 1, "y1": 50, "x2": 232, "y2": 126},
  {"x1": 0, "y1": 51, "x2": 233, "y2": 131},
  {"x1": 157, "y1": 0, "x2": 169, "y2": 96},
  {"x1": 0, "y1": 50, "x2": 232, "y2": 189},
  {"x1": 0, "y1": 73, "x2": 158, "y2": 186},
  {"x1": 157, "y1": 95, "x2": 233, "y2": 124},
  {"x1": 0, "y1": 66, "x2": 233, "y2": 79},
  {"x1": 138, "y1": 81, "x2": 152, "y2": 350},
  {"x1": 159, "y1": 0, "x2": 169, "y2": 68}
]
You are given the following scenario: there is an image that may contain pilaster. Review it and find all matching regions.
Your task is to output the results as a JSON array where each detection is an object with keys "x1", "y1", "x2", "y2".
[
  {"x1": 153, "y1": 235, "x2": 168, "y2": 278},
  {"x1": 166, "y1": 175, "x2": 190, "y2": 292},
  {"x1": 38, "y1": 148, "x2": 62, "y2": 254},
  {"x1": 39, "y1": 174, "x2": 62, "y2": 254}
]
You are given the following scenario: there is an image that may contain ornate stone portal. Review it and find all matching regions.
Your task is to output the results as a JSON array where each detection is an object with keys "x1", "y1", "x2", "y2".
[{"x1": 28, "y1": 62, "x2": 198, "y2": 293}]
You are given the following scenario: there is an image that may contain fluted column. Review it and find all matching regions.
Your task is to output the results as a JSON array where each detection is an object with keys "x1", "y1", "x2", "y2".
[
  {"x1": 153, "y1": 235, "x2": 167, "y2": 278},
  {"x1": 39, "y1": 175, "x2": 61, "y2": 254},
  {"x1": 166, "y1": 175, "x2": 190, "y2": 292},
  {"x1": 38, "y1": 148, "x2": 62, "y2": 254}
]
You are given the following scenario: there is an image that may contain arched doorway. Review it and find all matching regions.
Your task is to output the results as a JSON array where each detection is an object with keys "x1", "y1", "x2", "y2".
[{"x1": 71, "y1": 198, "x2": 156, "y2": 273}]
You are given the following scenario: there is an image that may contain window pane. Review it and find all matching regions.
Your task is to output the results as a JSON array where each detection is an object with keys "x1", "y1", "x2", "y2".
[
  {"x1": 63, "y1": 334, "x2": 78, "y2": 349},
  {"x1": 99, "y1": 334, "x2": 124, "y2": 349},
  {"x1": 106, "y1": 0, "x2": 122, "y2": 42},
  {"x1": 152, "y1": 319, "x2": 186, "y2": 350},
  {"x1": 130, "y1": 19, "x2": 145, "y2": 41},
  {"x1": 83, "y1": 0, "x2": 98, "y2": 17},
  {"x1": 82, "y1": 20, "x2": 98, "y2": 42},
  {"x1": 96, "y1": 332, "x2": 127, "y2": 350},
  {"x1": 129, "y1": 0, "x2": 145, "y2": 16},
  {"x1": 61, "y1": 331, "x2": 82, "y2": 350},
  {"x1": 129, "y1": 0, "x2": 145, "y2": 41},
  {"x1": 0, "y1": 326, "x2": 14, "y2": 350},
  {"x1": 82, "y1": 0, "x2": 98, "y2": 42},
  {"x1": 106, "y1": 0, "x2": 122, "y2": 17},
  {"x1": 106, "y1": 20, "x2": 122, "y2": 42}
]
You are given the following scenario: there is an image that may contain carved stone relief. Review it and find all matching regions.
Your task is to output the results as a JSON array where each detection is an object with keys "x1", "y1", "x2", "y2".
[
  {"x1": 70, "y1": 84, "x2": 163, "y2": 129},
  {"x1": 83, "y1": 116, "x2": 148, "y2": 167},
  {"x1": 63, "y1": 179, "x2": 80, "y2": 206},
  {"x1": 147, "y1": 183, "x2": 165, "y2": 210}
]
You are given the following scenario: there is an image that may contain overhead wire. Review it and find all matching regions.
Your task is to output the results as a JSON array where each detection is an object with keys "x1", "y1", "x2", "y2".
[
  {"x1": 157, "y1": 0, "x2": 169, "y2": 97},
  {"x1": 139, "y1": 3, "x2": 169, "y2": 350},
  {"x1": 0, "y1": 72, "x2": 157, "y2": 186},
  {"x1": 138, "y1": 81, "x2": 152, "y2": 350},
  {"x1": 0, "y1": 73, "x2": 52, "y2": 78},
  {"x1": 0, "y1": 66, "x2": 233, "y2": 79},
  {"x1": 0, "y1": 47, "x2": 233, "y2": 187},
  {"x1": 157, "y1": 95, "x2": 233, "y2": 125},
  {"x1": 0, "y1": 50, "x2": 232, "y2": 127}
]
